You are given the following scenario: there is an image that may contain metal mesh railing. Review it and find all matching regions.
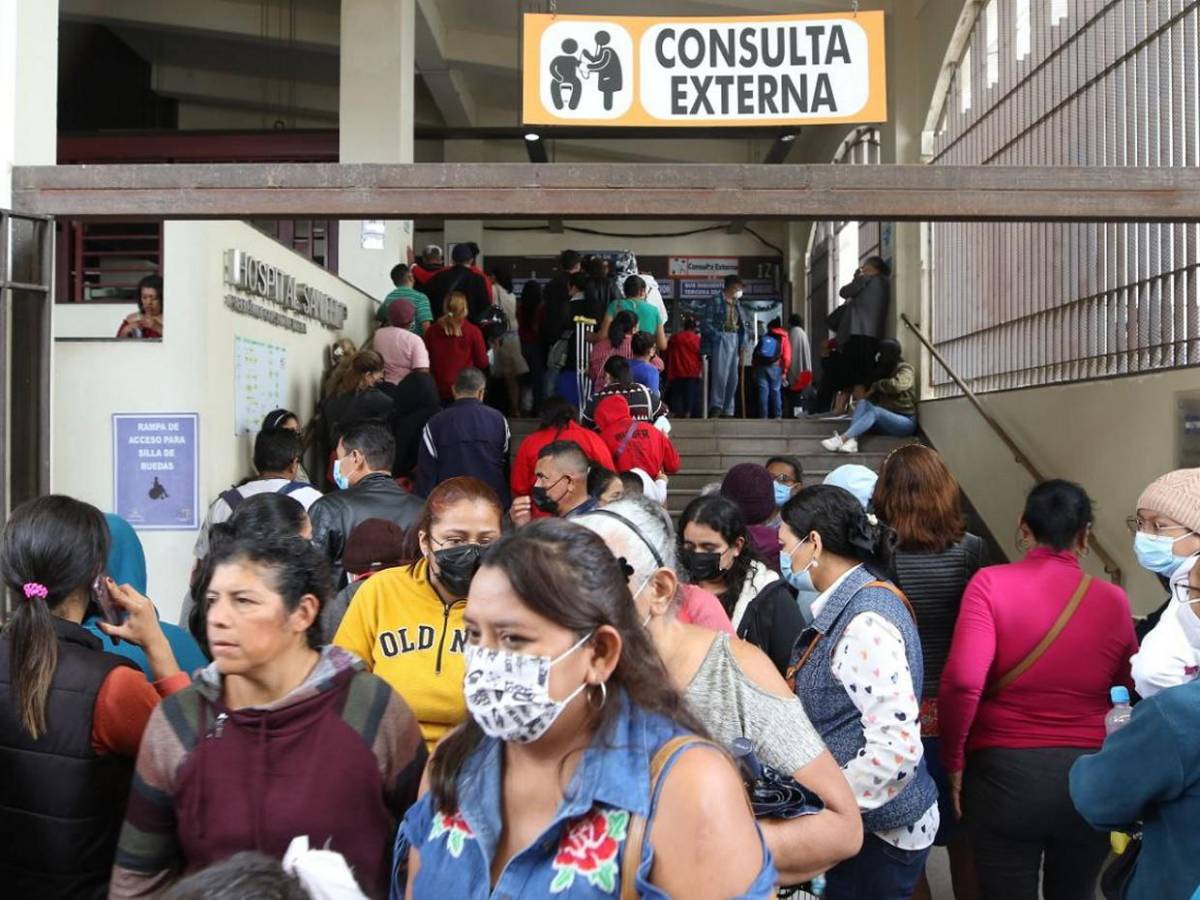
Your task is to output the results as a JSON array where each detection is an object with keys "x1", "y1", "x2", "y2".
[{"x1": 926, "y1": 0, "x2": 1200, "y2": 397}]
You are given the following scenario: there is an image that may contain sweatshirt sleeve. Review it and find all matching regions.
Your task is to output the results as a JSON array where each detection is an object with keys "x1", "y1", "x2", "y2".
[
  {"x1": 661, "y1": 433, "x2": 681, "y2": 476},
  {"x1": 333, "y1": 578, "x2": 381, "y2": 671},
  {"x1": 874, "y1": 363, "x2": 915, "y2": 397},
  {"x1": 1069, "y1": 696, "x2": 1185, "y2": 830},
  {"x1": 109, "y1": 702, "x2": 188, "y2": 898},
  {"x1": 374, "y1": 691, "x2": 430, "y2": 819},
  {"x1": 92, "y1": 668, "x2": 192, "y2": 757},
  {"x1": 937, "y1": 571, "x2": 997, "y2": 773}
]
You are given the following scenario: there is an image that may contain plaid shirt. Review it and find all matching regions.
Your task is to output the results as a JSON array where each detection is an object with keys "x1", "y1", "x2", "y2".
[{"x1": 699, "y1": 293, "x2": 745, "y2": 356}]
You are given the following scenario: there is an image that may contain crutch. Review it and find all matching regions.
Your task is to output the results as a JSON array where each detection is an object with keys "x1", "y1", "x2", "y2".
[{"x1": 574, "y1": 315, "x2": 597, "y2": 414}]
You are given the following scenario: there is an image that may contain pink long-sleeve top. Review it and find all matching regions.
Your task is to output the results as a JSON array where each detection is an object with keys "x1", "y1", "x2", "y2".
[{"x1": 938, "y1": 547, "x2": 1138, "y2": 773}]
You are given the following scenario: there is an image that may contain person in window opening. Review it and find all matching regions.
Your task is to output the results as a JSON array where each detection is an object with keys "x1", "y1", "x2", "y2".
[
  {"x1": 781, "y1": 484, "x2": 940, "y2": 898},
  {"x1": 110, "y1": 531, "x2": 426, "y2": 899},
  {"x1": 937, "y1": 480, "x2": 1138, "y2": 900},
  {"x1": 701, "y1": 274, "x2": 747, "y2": 419},
  {"x1": 678, "y1": 494, "x2": 804, "y2": 676},
  {"x1": 837, "y1": 256, "x2": 891, "y2": 403},
  {"x1": 822, "y1": 338, "x2": 917, "y2": 454},
  {"x1": 396, "y1": 519, "x2": 777, "y2": 899},
  {"x1": 117, "y1": 275, "x2": 164, "y2": 340},
  {"x1": 335, "y1": 477, "x2": 503, "y2": 751},
  {"x1": 1126, "y1": 468, "x2": 1200, "y2": 697},
  {"x1": 576, "y1": 496, "x2": 863, "y2": 887},
  {"x1": 0, "y1": 495, "x2": 190, "y2": 900}
]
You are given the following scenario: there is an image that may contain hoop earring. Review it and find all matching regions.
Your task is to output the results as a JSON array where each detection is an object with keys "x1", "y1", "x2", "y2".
[{"x1": 588, "y1": 681, "x2": 608, "y2": 710}]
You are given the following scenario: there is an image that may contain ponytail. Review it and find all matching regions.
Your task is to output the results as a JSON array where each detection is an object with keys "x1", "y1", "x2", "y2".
[
  {"x1": 781, "y1": 484, "x2": 896, "y2": 575},
  {"x1": 1, "y1": 496, "x2": 108, "y2": 739},
  {"x1": 607, "y1": 310, "x2": 637, "y2": 347}
]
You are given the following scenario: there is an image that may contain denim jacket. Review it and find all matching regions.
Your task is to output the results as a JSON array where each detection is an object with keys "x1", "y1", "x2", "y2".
[{"x1": 396, "y1": 692, "x2": 777, "y2": 899}]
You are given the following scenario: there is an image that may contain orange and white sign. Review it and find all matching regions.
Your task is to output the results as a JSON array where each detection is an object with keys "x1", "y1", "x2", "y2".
[{"x1": 523, "y1": 11, "x2": 887, "y2": 128}]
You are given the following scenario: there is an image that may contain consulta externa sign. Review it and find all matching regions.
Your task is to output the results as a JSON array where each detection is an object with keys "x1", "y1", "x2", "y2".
[{"x1": 523, "y1": 11, "x2": 887, "y2": 128}]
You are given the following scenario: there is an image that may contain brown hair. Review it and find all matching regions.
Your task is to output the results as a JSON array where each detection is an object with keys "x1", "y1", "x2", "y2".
[
  {"x1": 439, "y1": 292, "x2": 469, "y2": 337},
  {"x1": 335, "y1": 349, "x2": 384, "y2": 395},
  {"x1": 872, "y1": 445, "x2": 966, "y2": 553},
  {"x1": 1, "y1": 496, "x2": 109, "y2": 738},
  {"x1": 403, "y1": 476, "x2": 504, "y2": 564},
  {"x1": 428, "y1": 519, "x2": 707, "y2": 812}
]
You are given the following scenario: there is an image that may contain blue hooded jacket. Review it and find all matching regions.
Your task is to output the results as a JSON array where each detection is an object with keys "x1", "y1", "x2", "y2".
[{"x1": 82, "y1": 513, "x2": 208, "y2": 678}]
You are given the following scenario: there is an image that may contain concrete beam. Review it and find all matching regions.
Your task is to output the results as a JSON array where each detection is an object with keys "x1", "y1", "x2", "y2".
[
  {"x1": 152, "y1": 65, "x2": 339, "y2": 121},
  {"x1": 413, "y1": 0, "x2": 476, "y2": 127},
  {"x1": 15, "y1": 163, "x2": 1200, "y2": 223}
]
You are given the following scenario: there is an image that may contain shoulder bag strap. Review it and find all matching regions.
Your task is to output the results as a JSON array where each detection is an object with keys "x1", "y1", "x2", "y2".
[
  {"x1": 619, "y1": 736, "x2": 724, "y2": 900},
  {"x1": 986, "y1": 574, "x2": 1092, "y2": 699},
  {"x1": 219, "y1": 487, "x2": 244, "y2": 512}
]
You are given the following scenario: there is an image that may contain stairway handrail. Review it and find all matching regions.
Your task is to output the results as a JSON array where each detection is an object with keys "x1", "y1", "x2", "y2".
[{"x1": 900, "y1": 313, "x2": 1122, "y2": 586}]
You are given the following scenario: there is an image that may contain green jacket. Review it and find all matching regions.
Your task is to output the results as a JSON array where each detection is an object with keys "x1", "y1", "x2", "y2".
[{"x1": 871, "y1": 362, "x2": 917, "y2": 416}]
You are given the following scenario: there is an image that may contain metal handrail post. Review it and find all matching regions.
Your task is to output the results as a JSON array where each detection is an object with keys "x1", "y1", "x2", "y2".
[
  {"x1": 900, "y1": 313, "x2": 1123, "y2": 586},
  {"x1": 702, "y1": 355, "x2": 710, "y2": 420}
]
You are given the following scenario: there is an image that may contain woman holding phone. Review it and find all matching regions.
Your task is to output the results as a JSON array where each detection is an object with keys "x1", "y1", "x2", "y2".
[{"x1": 0, "y1": 495, "x2": 189, "y2": 900}]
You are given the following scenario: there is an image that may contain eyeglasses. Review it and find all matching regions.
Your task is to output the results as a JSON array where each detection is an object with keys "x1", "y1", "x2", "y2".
[
  {"x1": 1172, "y1": 581, "x2": 1200, "y2": 605},
  {"x1": 772, "y1": 474, "x2": 797, "y2": 486},
  {"x1": 1126, "y1": 516, "x2": 1193, "y2": 536}
]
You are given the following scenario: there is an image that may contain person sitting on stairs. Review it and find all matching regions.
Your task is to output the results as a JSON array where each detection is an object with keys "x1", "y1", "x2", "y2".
[{"x1": 822, "y1": 338, "x2": 917, "y2": 454}]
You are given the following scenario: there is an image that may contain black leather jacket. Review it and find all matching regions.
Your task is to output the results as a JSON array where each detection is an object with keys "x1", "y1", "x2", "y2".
[{"x1": 309, "y1": 472, "x2": 423, "y2": 587}]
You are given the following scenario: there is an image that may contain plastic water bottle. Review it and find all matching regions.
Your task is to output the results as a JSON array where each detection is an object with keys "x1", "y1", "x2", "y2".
[{"x1": 1105, "y1": 686, "x2": 1133, "y2": 736}]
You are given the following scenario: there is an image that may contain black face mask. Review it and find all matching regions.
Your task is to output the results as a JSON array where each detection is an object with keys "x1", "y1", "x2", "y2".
[
  {"x1": 432, "y1": 544, "x2": 483, "y2": 598},
  {"x1": 680, "y1": 549, "x2": 725, "y2": 583},
  {"x1": 531, "y1": 476, "x2": 568, "y2": 515}
]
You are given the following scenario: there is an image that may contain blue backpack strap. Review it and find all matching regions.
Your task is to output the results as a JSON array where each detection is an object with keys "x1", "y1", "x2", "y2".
[
  {"x1": 219, "y1": 487, "x2": 244, "y2": 511},
  {"x1": 278, "y1": 480, "x2": 312, "y2": 497}
]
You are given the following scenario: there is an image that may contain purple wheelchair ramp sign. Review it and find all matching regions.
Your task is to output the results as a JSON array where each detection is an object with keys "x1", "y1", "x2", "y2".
[{"x1": 113, "y1": 414, "x2": 199, "y2": 530}]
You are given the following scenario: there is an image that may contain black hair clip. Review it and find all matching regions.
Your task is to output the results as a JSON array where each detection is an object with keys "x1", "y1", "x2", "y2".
[{"x1": 616, "y1": 556, "x2": 637, "y2": 581}]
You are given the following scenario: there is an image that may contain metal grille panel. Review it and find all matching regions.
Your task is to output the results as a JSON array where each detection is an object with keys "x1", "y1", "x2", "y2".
[{"x1": 927, "y1": 0, "x2": 1200, "y2": 396}]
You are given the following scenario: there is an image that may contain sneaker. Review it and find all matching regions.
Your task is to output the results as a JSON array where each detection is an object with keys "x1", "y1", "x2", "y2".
[
  {"x1": 821, "y1": 433, "x2": 844, "y2": 452},
  {"x1": 838, "y1": 438, "x2": 859, "y2": 453}
]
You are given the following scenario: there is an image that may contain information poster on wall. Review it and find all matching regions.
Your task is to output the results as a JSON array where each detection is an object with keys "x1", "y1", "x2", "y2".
[
  {"x1": 113, "y1": 414, "x2": 199, "y2": 531},
  {"x1": 234, "y1": 336, "x2": 288, "y2": 436}
]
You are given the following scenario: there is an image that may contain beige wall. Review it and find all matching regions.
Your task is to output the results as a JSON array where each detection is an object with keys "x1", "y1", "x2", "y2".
[
  {"x1": 51, "y1": 221, "x2": 374, "y2": 622},
  {"x1": 921, "y1": 368, "x2": 1200, "y2": 615}
]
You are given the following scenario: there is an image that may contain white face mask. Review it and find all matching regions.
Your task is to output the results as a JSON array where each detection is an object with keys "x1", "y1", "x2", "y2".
[{"x1": 463, "y1": 632, "x2": 593, "y2": 744}]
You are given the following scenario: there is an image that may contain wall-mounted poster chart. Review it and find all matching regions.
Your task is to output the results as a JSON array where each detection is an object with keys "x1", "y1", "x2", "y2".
[
  {"x1": 113, "y1": 413, "x2": 199, "y2": 530},
  {"x1": 234, "y1": 336, "x2": 288, "y2": 435}
]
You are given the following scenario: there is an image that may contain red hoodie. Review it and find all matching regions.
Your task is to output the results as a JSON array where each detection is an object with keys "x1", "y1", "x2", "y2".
[{"x1": 594, "y1": 395, "x2": 680, "y2": 478}]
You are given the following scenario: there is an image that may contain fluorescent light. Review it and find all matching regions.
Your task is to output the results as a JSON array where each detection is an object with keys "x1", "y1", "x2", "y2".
[
  {"x1": 523, "y1": 132, "x2": 541, "y2": 142},
  {"x1": 780, "y1": 133, "x2": 797, "y2": 143}
]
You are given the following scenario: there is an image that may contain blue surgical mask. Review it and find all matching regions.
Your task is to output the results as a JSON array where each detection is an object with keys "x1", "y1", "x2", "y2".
[
  {"x1": 780, "y1": 537, "x2": 816, "y2": 593},
  {"x1": 773, "y1": 481, "x2": 794, "y2": 508},
  {"x1": 332, "y1": 457, "x2": 351, "y2": 491},
  {"x1": 1134, "y1": 530, "x2": 1195, "y2": 576}
]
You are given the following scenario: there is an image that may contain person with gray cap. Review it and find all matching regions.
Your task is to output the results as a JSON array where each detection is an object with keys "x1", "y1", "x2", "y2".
[
  {"x1": 410, "y1": 244, "x2": 443, "y2": 287},
  {"x1": 1128, "y1": 467, "x2": 1200, "y2": 697}
]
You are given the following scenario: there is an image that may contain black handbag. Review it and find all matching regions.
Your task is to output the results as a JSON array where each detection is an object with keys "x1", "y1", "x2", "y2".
[{"x1": 1100, "y1": 835, "x2": 1142, "y2": 900}]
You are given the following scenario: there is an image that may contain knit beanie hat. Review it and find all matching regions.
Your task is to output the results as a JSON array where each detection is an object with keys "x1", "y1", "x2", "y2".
[
  {"x1": 343, "y1": 518, "x2": 408, "y2": 575},
  {"x1": 1136, "y1": 468, "x2": 1200, "y2": 534},
  {"x1": 387, "y1": 299, "x2": 416, "y2": 329},
  {"x1": 721, "y1": 463, "x2": 776, "y2": 525}
]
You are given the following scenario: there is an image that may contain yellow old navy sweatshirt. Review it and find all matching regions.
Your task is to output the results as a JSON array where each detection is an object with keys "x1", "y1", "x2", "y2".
[{"x1": 333, "y1": 559, "x2": 467, "y2": 751}]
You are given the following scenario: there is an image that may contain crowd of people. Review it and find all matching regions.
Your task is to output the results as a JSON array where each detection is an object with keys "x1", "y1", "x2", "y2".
[{"x1": 5, "y1": 240, "x2": 1200, "y2": 900}]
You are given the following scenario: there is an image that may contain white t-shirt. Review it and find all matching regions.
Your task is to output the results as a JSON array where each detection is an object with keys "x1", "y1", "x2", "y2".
[
  {"x1": 193, "y1": 477, "x2": 324, "y2": 558},
  {"x1": 641, "y1": 273, "x2": 669, "y2": 324}
]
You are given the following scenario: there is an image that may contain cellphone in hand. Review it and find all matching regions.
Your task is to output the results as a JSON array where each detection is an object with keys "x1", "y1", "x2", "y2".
[{"x1": 91, "y1": 575, "x2": 125, "y2": 644}]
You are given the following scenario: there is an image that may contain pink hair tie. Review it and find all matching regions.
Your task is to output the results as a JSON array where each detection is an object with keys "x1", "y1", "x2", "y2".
[{"x1": 22, "y1": 583, "x2": 49, "y2": 601}]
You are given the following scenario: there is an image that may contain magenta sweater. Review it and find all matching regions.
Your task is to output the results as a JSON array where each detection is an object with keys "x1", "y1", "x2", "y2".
[{"x1": 938, "y1": 547, "x2": 1138, "y2": 773}]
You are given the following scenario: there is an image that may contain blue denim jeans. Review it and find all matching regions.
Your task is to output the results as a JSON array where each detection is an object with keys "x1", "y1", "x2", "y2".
[
  {"x1": 753, "y1": 364, "x2": 782, "y2": 418},
  {"x1": 824, "y1": 833, "x2": 931, "y2": 900},
  {"x1": 843, "y1": 399, "x2": 917, "y2": 440},
  {"x1": 709, "y1": 332, "x2": 740, "y2": 415}
]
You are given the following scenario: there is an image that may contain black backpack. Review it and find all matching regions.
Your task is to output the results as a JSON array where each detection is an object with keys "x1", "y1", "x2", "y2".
[
  {"x1": 219, "y1": 481, "x2": 312, "y2": 511},
  {"x1": 477, "y1": 305, "x2": 509, "y2": 342}
]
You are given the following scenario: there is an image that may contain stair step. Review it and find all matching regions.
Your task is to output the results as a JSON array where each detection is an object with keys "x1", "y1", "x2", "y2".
[{"x1": 675, "y1": 451, "x2": 891, "y2": 470}]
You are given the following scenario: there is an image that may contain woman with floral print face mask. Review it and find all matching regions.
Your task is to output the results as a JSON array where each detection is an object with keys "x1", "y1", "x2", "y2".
[{"x1": 395, "y1": 519, "x2": 777, "y2": 900}]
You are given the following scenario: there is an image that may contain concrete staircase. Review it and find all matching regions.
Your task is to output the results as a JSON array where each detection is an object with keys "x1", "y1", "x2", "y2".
[{"x1": 510, "y1": 416, "x2": 914, "y2": 517}]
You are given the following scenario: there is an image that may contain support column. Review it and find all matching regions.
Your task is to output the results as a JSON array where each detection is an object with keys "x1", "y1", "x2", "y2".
[
  {"x1": 338, "y1": 0, "x2": 415, "y2": 303},
  {"x1": 1, "y1": 0, "x2": 58, "y2": 208},
  {"x1": 442, "y1": 139, "x2": 486, "y2": 270}
]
